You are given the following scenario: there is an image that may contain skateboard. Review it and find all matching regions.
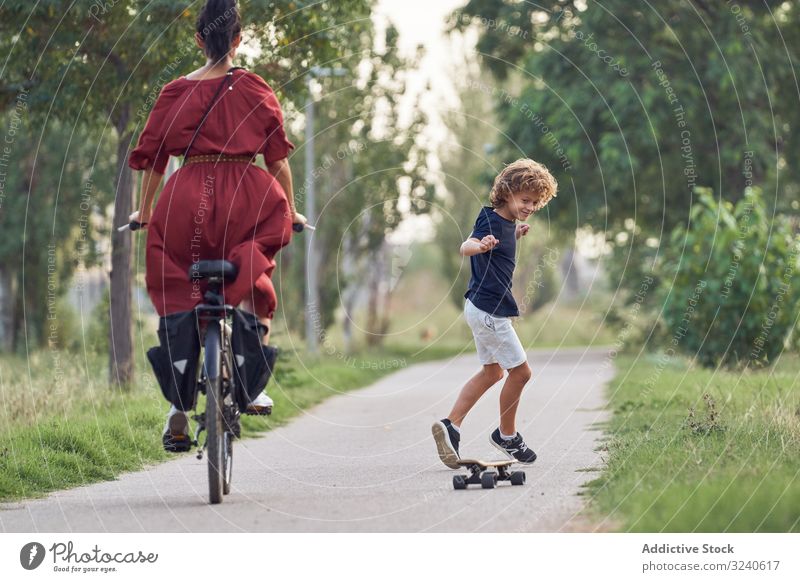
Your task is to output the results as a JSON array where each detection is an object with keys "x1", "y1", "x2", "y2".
[{"x1": 452, "y1": 458, "x2": 526, "y2": 489}]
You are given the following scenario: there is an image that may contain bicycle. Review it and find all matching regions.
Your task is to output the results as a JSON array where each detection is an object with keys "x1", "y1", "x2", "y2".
[{"x1": 122, "y1": 216, "x2": 310, "y2": 504}]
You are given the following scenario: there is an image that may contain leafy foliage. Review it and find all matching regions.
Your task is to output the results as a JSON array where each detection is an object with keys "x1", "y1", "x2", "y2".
[
  {"x1": 657, "y1": 188, "x2": 800, "y2": 368},
  {"x1": 0, "y1": 112, "x2": 116, "y2": 350},
  {"x1": 452, "y1": 0, "x2": 800, "y2": 236},
  {"x1": 0, "y1": 1, "x2": 373, "y2": 130},
  {"x1": 0, "y1": 0, "x2": 373, "y2": 361}
]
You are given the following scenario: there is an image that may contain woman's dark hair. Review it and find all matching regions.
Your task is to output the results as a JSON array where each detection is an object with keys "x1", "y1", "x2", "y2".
[{"x1": 196, "y1": 0, "x2": 241, "y2": 62}]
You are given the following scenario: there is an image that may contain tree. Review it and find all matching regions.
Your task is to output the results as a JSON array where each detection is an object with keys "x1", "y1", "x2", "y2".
[
  {"x1": 277, "y1": 23, "x2": 434, "y2": 349},
  {"x1": 452, "y1": 0, "x2": 800, "y2": 236},
  {"x1": 0, "y1": 106, "x2": 116, "y2": 353},
  {"x1": 0, "y1": 0, "x2": 371, "y2": 384}
]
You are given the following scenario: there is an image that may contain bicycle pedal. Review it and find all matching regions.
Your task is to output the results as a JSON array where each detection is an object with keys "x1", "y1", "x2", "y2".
[
  {"x1": 244, "y1": 405, "x2": 272, "y2": 416},
  {"x1": 163, "y1": 433, "x2": 193, "y2": 453}
]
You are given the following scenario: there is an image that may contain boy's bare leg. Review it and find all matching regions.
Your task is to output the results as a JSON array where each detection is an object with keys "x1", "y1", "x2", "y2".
[
  {"x1": 499, "y1": 361, "x2": 532, "y2": 435},
  {"x1": 238, "y1": 298, "x2": 271, "y2": 345},
  {"x1": 447, "y1": 363, "x2": 505, "y2": 426}
]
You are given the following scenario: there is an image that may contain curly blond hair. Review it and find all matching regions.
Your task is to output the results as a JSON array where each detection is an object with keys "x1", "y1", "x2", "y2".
[{"x1": 490, "y1": 158, "x2": 558, "y2": 211}]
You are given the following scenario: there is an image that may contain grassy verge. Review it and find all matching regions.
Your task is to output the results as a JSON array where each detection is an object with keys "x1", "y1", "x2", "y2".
[
  {"x1": 0, "y1": 343, "x2": 456, "y2": 502},
  {"x1": 586, "y1": 351, "x2": 800, "y2": 532}
]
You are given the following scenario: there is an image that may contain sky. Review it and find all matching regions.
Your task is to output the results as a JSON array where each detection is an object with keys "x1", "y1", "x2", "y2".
[
  {"x1": 374, "y1": 0, "x2": 470, "y2": 243},
  {"x1": 374, "y1": 0, "x2": 466, "y2": 110}
]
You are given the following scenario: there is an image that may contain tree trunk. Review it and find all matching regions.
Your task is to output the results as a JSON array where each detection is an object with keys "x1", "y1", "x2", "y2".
[
  {"x1": 18, "y1": 148, "x2": 41, "y2": 348},
  {"x1": 365, "y1": 244, "x2": 392, "y2": 348},
  {"x1": 341, "y1": 235, "x2": 356, "y2": 354},
  {"x1": 109, "y1": 114, "x2": 134, "y2": 387},
  {"x1": 365, "y1": 248, "x2": 382, "y2": 347},
  {"x1": 377, "y1": 285, "x2": 390, "y2": 347},
  {"x1": 0, "y1": 268, "x2": 17, "y2": 351},
  {"x1": 342, "y1": 290, "x2": 356, "y2": 353}
]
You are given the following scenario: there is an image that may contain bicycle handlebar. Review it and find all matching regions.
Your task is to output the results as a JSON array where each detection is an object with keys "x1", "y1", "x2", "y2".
[
  {"x1": 119, "y1": 220, "x2": 315, "y2": 232},
  {"x1": 117, "y1": 221, "x2": 147, "y2": 232}
]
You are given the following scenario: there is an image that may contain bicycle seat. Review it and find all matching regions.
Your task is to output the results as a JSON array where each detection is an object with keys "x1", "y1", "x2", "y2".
[{"x1": 188, "y1": 260, "x2": 238, "y2": 282}]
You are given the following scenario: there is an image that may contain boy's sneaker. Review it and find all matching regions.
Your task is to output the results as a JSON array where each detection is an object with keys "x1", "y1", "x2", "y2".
[
  {"x1": 162, "y1": 406, "x2": 192, "y2": 453},
  {"x1": 490, "y1": 429, "x2": 537, "y2": 464},
  {"x1": 431, "y1": 419, "x2": 461, "y2": 469}
]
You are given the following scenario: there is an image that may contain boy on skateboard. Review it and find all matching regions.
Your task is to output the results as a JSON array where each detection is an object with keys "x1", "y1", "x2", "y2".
[{"x1": 432, "y1": 159, "x2": 558, "y2": 468}]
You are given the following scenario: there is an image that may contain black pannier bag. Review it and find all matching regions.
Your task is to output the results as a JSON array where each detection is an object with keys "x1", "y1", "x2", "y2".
[
  {"x1": 230, "y1": 309, "x2": 279, "y2": 410},
  {"x1": 147, "y1": 310, "x2": 201, "y2": 411}
]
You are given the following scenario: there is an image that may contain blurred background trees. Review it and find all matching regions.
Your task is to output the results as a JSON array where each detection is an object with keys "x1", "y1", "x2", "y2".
[
  {"x1": 445, "y1": 0, "x2": 799, "y2": 368},
  {"x1": 0, "y1": 0, "x2": 372, "y2": 383},
  {"x1": 1, "y1": 0, "x2": 797, "y2": 378},
  {"x1": 277, "y1": 23, "x2": 434, "y2": 350}
]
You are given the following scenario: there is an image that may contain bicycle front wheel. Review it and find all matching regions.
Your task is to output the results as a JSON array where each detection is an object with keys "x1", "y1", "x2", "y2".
[{"x1": 204, "y1": 321, "x2": 224, "y2": 505}]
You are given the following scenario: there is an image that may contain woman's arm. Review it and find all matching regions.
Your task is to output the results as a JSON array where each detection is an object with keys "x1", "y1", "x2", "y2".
[
  {"x1": 267, "y1": 157, "x2": 305, "y2": 224},
  {"x1": 135, "y1": 167, "x2": 164, "y2": 224}
]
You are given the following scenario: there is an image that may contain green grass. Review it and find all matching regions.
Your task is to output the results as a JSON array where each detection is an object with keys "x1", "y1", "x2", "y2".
[
  {"x1": 0, "y1": 348, "x2": 169, "y2": 501},
  {"x1": 586, "y1": 351, "x2": 800, "y2": 532},
  {"x1": 0, "y1": 342, "x2": 457, "y2": 502}
]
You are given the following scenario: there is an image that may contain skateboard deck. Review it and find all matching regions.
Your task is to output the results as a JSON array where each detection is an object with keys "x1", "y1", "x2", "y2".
[{"x1": 456, "y1": 458, "x2": 514, "y2": 469}]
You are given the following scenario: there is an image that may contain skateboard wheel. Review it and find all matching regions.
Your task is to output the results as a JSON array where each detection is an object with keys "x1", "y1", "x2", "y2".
[
  {"x1": 510, "y1": 471, "x2": 526, "y2": 486},
  {"x1": 453, "y1": 475, "x2": 467, "y2": 490},
  {"x1": 481, "y1": 472, "x2": 497, "y2": 489}
]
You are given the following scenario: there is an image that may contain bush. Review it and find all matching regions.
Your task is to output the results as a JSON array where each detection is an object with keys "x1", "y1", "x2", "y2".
[
  {"x1": 657, "y1": 188, "x2": 800, "y2": 368},
  {"x1": 602, "y1": 229, "x2": 666, "y2": 351},
  {"x1": 85, "y1": 290, "x2": 110, "y2": 354},
  {"x1": 48, "y1": 298, "x2": 81, "y2": 352}
]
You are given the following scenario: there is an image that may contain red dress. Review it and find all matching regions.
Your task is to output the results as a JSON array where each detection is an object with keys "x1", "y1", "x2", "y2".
[{"x1": 128, "y1": 69, "x2": 294, "y2": 319}]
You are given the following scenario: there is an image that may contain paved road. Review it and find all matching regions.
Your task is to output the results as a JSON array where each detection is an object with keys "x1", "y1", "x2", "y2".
[{"x1": 1, "y1": 346, "x2": 614, "y2": 532}]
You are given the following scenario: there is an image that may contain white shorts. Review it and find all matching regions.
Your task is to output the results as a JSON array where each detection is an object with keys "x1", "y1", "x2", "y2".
[{"x1": 464, "y1": 299, "x2": 527, "y2": 370}]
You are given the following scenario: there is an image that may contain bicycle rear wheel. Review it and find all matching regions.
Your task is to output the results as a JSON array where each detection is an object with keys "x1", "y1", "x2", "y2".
[{"x1": 204, "y1": 322, "x2": 224, "y2": 504}]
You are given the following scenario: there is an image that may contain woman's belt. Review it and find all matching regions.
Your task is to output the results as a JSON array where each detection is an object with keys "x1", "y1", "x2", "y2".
[{"x1": 184, "y1": 154, "x2": 257, "y2": 165}]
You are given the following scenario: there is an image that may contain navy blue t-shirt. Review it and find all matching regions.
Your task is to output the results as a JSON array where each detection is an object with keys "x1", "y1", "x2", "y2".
[{"x1": 464, "y1": 206, "x2": 519, "y2": 317}]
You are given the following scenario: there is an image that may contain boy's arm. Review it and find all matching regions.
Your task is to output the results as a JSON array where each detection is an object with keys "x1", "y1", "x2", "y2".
[
  {"x1": 462, "y1": 209, "x2": 497, "y2": 256},
  {"x1": 460, "y1": 235, "x2": 499, "y2": 256}
]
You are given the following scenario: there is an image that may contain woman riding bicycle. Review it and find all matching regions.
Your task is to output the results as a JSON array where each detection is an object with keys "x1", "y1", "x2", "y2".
[{"x1": 128, "y1": 0, "x2": 305, "y2": 449}]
